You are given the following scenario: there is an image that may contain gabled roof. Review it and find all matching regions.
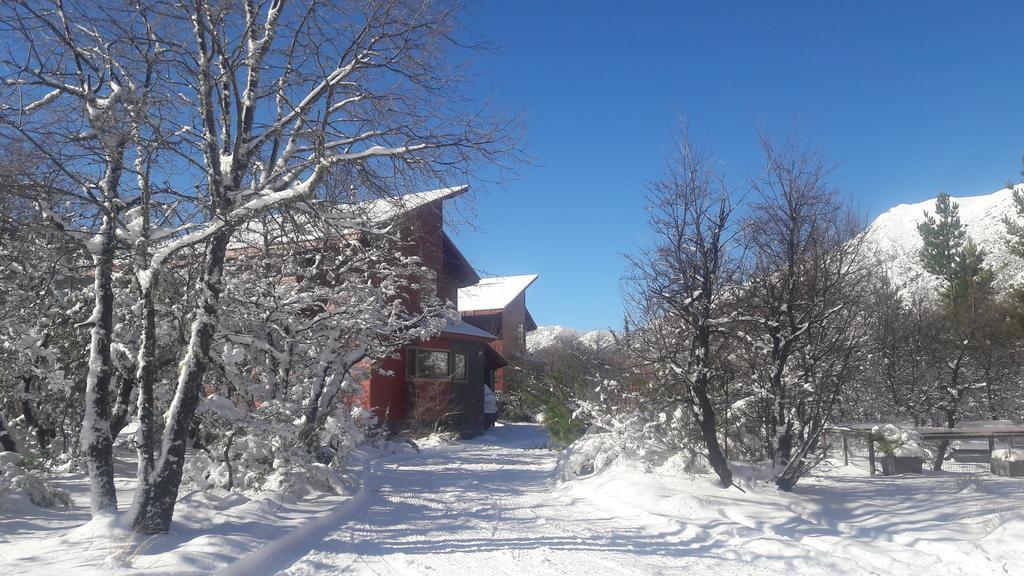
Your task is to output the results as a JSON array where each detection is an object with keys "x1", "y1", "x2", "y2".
[
  {"x1": 457, "y1": 274, "x2": 538, "y2": 312},
  {"x1": 437, "y1": 319, "x2": 508, "y2": 367},
  {"x1": 229, "y1": 185, "x2": 468, "y2": 249},
  {"x1": 358, "y1": 185, "x2": 468, "y2": 222}
]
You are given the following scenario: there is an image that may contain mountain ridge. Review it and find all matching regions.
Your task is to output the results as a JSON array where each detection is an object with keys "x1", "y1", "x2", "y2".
[
  {"x1": 864, "y1": 185, "x2": 1024, "y2": 298},
  {"x1": 526, "y1": 325, "x2": 616, "y2": 354}
]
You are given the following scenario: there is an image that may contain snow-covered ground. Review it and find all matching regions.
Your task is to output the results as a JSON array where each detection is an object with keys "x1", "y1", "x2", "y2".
[
  {"x1": 0, "y1": 451, "x2": 363, "y2": 574},
  {"x1": 3, "y1": 424, "x2": 1023, "y2": 575}
]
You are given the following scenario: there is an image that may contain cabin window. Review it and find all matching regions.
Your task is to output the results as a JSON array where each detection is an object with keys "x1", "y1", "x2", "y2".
[
  {"x1": 452, "y1": 352, "x2": 467, "y2": 381},
  {"x1": 414, "y1": 349, "x2": 449, "y2": 379},
  {"x1": 406, "y1": 347, "x2": 468, "y2": 381}
]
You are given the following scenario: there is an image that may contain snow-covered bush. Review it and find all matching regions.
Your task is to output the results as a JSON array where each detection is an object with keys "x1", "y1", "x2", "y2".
[
  {"x1": 558, "y1": 432, "x2": 621, "y2": 480},
  {"x1": 992, "y1": 448, "x2": 1024, "y2": 462},
  {"x1": 0, "y1": 451, "x2": 71, "y2": 509},
  {"x1": 558, "y1": 421, "x2": 710, "y2": 481},
  {"x1": 414, "y1": 431, "x2": 460, "y2": 449},
  {"x1": 185, "y1": 395, "x2": 377, "y2": 496},
  {"x1": 872, "y1": 424, "x2": 930, "y2": 459},
  {"x1": 563, "y1": 374, "x2": 709, "y2": 480}
]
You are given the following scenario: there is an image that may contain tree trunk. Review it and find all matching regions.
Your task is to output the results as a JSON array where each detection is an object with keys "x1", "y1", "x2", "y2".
[
  {"x1": 298, "y1": 355, "x2": 336, "y2": 450},
  {"x1": 767, "y1": 340, "x2": 792, "y2": 467},
  {"x1": 109, "y1": 372, "x2": 136, "y2": 439},
  {"x1": 774, "y1": 420, "x2": 795, "y2": 468},
  {"x1": 0, "y1": 413, "x2": 16, "y2": 452},
  {"x1": 21, "y1": 376, "x2": 54, "y2": 452},
  {"x1": 82, "y1": 208, "x2": 119, "y2": 514},
  {"x1": 268, "y1": 326, "x2": 295, "y2": 401},
  {"x1": 135, "y1": 278, "x2": 158, "y2": 481},
  {"x1": 689, "y1": 317, "x2": 732, "y2": 488},
  {"x1": 932, "y1": 439, "x2": 949, "y2": 471},
  {"x1": 298, "y1": 347, "x2": 365, "y2": 450},
  {"x1": 692, "y1": 382, "x2": 732, "y2": 487},
  {"x1": 132, "y1": 230, "x2": 231, "y2": 534},
  {"x1": 931, "y1": 405, "x2": 957, "y2": 471},
  {"x1": 775, "y1": 424, "x2": 822, "y2": 491},
  {"x1": 224, "y1": 430, "x2": 235, "y2": 491}
]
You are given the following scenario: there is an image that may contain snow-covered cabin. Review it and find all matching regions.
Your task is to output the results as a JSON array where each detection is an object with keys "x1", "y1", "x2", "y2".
[
  {"x1": 352, "y1": 187, "x2": 517, "y2": 437},
  {"x1": 229, "y1": 186, "x2": 533, "y2": 437},
  {"x1": 458, "y1": 274, "x2": 539, "y2": 392}
]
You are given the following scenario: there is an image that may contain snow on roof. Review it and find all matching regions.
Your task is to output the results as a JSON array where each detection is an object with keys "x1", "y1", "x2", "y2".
[
  {"x1": 358, "y1": 186, "x2": 468, "y2": 222},
  {"x1": 440, "y1": 319, "x2": 498, "y2": 340},
  {"x1": 229, "y1": 185, "x2": 467, "y2": 249},
  {"x1": 458, "y1": 274, "x2": 538, "y2": 312}
]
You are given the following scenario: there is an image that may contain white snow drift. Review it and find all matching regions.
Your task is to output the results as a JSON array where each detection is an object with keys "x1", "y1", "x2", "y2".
[{"x1": 3, "y1": 424, "x2": 1022, "y2": 575}]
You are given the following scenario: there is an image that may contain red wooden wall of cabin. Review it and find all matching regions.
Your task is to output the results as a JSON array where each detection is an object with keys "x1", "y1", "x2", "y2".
[
  {"x1": 360, "y1": 336, "x2": 459, "y2": 426},
  {"x1": 360, "y1": 353, "x2": 407, "y2": 423}
]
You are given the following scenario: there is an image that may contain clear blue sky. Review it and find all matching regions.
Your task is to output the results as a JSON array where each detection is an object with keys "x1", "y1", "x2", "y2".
[{"x1": 448, "y1": 1, "x2": 1024, "y2": 331}]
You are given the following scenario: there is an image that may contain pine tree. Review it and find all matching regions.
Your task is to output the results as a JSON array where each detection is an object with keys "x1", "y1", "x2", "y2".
[
  {"x1": 1002, "y1": 185, "x2": 1024, "y2": 330},
  {"x1": 949, "y1": 238, "x2": 993, "y2": 313},
  {"x1": 916, "y1": 195, "x2": 996, "y2": 469},
  {"x1": 917, "y1": 193, "x2": 992, "y2": 309},
  {"x1": 1002, "y1": 186, "x2": 1024, "y2": 259},
  {"x1": 917, "y1": 193, "x2": 966, "y2": 290}
]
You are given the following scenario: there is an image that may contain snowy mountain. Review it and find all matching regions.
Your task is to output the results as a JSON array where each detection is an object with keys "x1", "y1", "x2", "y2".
[
  {"x1": 527, "y1": 325, "x2": 617, "y2": 354},
  {"x1": 864, "y1": 185, "x2": 1024, "y2": 298}
]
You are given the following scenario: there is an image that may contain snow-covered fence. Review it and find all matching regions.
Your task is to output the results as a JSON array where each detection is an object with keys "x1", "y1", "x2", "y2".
[{"x1": 827, "y1": 422, "x2": 1024, "y2": 476}]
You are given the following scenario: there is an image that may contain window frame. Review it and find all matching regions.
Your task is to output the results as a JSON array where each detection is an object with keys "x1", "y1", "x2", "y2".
[
  {"x1": 452, "y1": 352, "x2": 467, "y2": 382},
  {"x1": 407, "y1": 346, "x2": 467, "y2": 381}
]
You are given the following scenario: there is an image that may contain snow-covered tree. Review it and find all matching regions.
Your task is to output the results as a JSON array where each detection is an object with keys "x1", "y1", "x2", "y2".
[
  {"x1": 1002, "y1": 185, "x2": 1024, "y2": 261},
  {"x1": 202, "y1": 204, "x2": 453, "y2": 477},
  {"x1": 623, "y1": 128, "x2": 740, "y2": 487},
  {"x1": 854, "y1": 278, "x2": 943, "y2": 424},
  {"x1": 739, "y1": 136, "x2": 872, "y2": 490},
  {"x1": 2, "y1": 0, "x2": 518, "y2": 533},
  {"x1": 0, "y1": 0, "x2": 174, "y2": 513},
  {"x1": 130, "y1": 0, "x2": 515, "y2": 533},
  {"x1": 0, "y1": 160, "x2": 92, "y2": 459},
  {"x1": 915, "y1": 194, "x2": 1004, "y2": 469}
]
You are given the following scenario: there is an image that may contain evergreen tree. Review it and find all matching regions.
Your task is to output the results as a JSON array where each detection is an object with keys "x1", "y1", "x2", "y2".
[
  {"x1": 1002, "y1": 186, "x2": 1024, "y2": 259},
  {"x1": 949, "y1": 238, "x2": 994, "y2": 313},
  {"x1": 917, "y1": 193, "x2": 966, "y2": 289},
  {"x1": 916, "y1": 195, "x2": 996, "y2": 469},
  {"x1": 918, "y1": 193, "x2": 991, "y2": 309}
]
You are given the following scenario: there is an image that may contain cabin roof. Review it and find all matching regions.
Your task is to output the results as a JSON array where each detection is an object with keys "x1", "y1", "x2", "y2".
[
  {"x1": 440, "y1": 318, "x2": 498, "y2": 341},
  {"x1": 457, "y1": 274, "x2": 538, "y2": 312},
  {"x1": 230, "y1": 185, "x2": 468, "y2": 249},
  {"x1": 439, "y1": 319, "x2": 509, "y2": 368},
  {"x1": 358, "y1": 185, "x2": 469, "y2": 222}
]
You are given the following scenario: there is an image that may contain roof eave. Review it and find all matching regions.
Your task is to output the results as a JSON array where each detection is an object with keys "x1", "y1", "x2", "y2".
[
  {"x1": 524, "y1": 308, "x2": 537, "y2": 332},
  {"x1": 442, "y1": 231, "x2": 480, "y2": 286},
  {"x1": 439, "y1": 329, "x2": 495, "y2": 343},
  {"x1": 485, "y1": 344, "x2": 509, "y2": 368},
  {"x1": 460, "y1": 308, "x2": 504, "y2": 316}
]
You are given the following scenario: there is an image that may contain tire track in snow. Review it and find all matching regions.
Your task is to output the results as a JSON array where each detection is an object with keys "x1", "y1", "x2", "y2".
[
  {"x1": 276, "y1": 427, "x2": 720, "y2": 575},
  {"x1": 275, "y1": 424, "x2": 991, "y2": 576}
]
